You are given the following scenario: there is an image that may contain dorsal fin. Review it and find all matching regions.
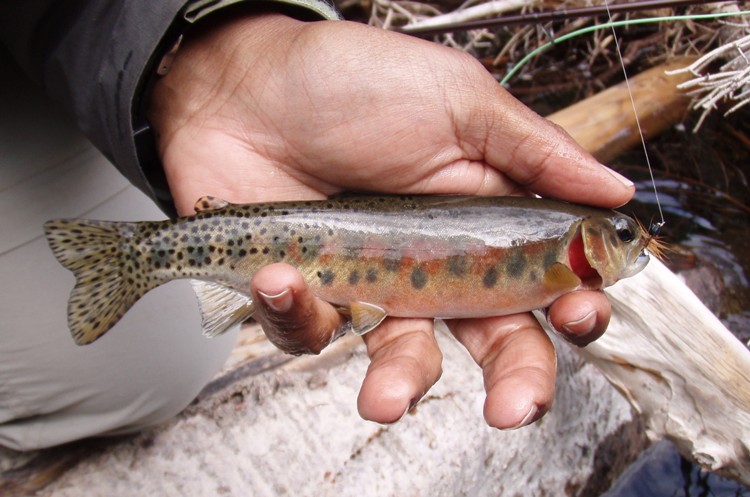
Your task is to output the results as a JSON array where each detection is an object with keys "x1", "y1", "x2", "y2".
[{"x1": 194, "y1": 196, "x2": 230, "y2": 214}]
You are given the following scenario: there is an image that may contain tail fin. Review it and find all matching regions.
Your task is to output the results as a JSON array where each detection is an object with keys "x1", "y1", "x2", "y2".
[{"x1": 44, "y1": 219, "x2": 149, "y2": 345}]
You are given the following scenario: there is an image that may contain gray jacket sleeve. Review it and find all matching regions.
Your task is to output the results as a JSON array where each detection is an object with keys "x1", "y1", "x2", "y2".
[{"x1": 0, "y1": 0, "x2": 339, "y2": 215}]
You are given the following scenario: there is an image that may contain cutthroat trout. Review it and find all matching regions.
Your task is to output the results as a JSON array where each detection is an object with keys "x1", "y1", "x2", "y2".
[{"x1": 44, "y1": 195, "x2": 652, "y2": 345}]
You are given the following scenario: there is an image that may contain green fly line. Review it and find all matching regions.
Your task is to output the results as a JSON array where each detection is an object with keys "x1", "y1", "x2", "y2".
[{"x1": 500, "y1": 10, "x2": 750, "y2": 85}]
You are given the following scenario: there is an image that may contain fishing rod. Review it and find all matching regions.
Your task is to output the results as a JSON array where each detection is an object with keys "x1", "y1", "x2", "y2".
[{"x1": 398, "y1": 0, "x2": 741, "y2": 37}]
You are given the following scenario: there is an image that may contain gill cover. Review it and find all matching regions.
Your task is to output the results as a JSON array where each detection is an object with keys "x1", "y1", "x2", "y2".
[{"x1": 580, "y1": 214, "x2": 649, "y2": 287}]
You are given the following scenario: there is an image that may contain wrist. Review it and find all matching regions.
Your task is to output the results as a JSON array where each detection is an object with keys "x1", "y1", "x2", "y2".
[{"x1": 146, "y1": 12, "x2": 306, "y2": 215}]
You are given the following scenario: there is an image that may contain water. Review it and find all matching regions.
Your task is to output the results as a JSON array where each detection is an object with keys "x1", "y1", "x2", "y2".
[{"x1": 603, "y1": 441, "x2": 750, "y2": 497}]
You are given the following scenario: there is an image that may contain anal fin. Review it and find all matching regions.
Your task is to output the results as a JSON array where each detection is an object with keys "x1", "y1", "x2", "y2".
[
  {"x1": 191, "y1": 280, "x2": 255, "y2": 337},
  {"x1": 349, "y1": 301, "x2": 388, "y2": 336}
]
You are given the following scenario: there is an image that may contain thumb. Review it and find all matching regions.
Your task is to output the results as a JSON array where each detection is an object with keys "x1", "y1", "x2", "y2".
[{"x1": 458, "y1": 83, "x2": 634, "y2": 208}]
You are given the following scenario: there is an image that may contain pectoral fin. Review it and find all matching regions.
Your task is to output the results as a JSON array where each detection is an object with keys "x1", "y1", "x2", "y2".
[
  {"x1": 349, "y1": 301, "x2": 388, "y2": 336},
  {"x1": 543, "y1": 263, "x2": 582, "y2": 292},
  {"x1": 192, "y1": 281, "x2": 255, "y2": 337}
]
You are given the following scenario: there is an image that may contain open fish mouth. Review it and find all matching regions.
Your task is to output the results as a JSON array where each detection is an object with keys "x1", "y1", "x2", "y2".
[{"x1": 568, "y1": 228, "x2": 603, "y2": 286}]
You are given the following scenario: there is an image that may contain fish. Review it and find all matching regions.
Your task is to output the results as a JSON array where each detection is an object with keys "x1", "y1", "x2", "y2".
[{"x1": 44, "y1": 195, "x2": 653, "y2": 345}]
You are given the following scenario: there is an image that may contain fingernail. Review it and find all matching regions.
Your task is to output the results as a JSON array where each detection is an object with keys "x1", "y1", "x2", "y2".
[
  {"x1": 258, "y1": 288, "x2": 293, "y2": 313},
  {"x1": 602, "y1": 164, "x2": 634, "y2": 188},
  {"x1": 561, "y1": 310, "x2": 597, "y2": 336},
  {"x1": 506, "y1": 404, "x2": 539, "y2": 430}
]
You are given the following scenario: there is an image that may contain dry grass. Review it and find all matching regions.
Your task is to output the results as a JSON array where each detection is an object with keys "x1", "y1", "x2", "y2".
[{"x1": 338, "y1": 0, "x2": 750, "y2": 117}]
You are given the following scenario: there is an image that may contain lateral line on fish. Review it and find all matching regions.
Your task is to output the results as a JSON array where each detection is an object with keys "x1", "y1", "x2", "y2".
[{"x1": 602, "y1": 0, "x2": 666, "y2": 235}]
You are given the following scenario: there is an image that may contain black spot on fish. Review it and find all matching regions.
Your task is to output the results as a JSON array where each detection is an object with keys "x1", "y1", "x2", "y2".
[
  {"x1": 447, "y1": 256, "x2": 467, "y2": 277},
  {"x1": 410, "y1": 267, "x2": 428, "y2": 289},
  {"x1": 507, "y1": 251, "x2": 527, "y2": 278},
  {"x1": 543, "y1": 249, "x2": 558, "y2": 270},
  {"x1": 318, "y1": 270, "x2": 335, "y2": 286},
  {"x1": 366, "y1": 268, "x2": 378, "y2": 283},
  {"x1": 262, "y1": 247, "x2": 269, "y2": 255},
  {"x1": 383, "y1": 259, "x2": 400, "y2": 272},
  {"x1": 250, "y1": 248, "x2": 258, "y2": 254},
  {"x1": 348, "y1": 270, "x2": 361, "y2": 285},
  {"x1": 239, "y1": 249, "x2": 247, "y2": 257},
  {"x1": 483, "y1": 267, "x2": 498, "y2": 288}
]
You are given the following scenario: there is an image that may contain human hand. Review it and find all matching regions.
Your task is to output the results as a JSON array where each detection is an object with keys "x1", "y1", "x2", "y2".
[{"x1": 148, "y1": 13, "x2": 634, "y2": 429}]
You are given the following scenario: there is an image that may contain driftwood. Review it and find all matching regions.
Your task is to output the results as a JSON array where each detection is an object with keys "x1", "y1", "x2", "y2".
[
  {"x1": 2, "y1": 59, "x2": 749, "y2": 496},
  {"x1": 547, "y1": 57, "x2": 696, "y2": 162},
  {"x1": 577, "y1": 259, "x2": 750, "y2": 485}
]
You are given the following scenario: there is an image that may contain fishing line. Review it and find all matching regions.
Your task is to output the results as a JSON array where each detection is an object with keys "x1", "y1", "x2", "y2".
[
  {"x1": 602, "y1": 0, "x2": 665, "y2": 231},
  {"x1": 497, "y1": 8, "x2": 750, "y2": 234}
]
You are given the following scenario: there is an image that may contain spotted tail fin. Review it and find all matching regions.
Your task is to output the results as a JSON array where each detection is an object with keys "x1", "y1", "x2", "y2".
[{"x1": 44, "y1": 219, "x2": 151, "y2": 345}]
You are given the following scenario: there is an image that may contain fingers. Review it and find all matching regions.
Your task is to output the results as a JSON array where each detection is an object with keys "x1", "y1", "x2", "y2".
[
  {"x1": 357, "y1": 318, "x2": 443, "y2": 424},
  {"x1": 252, "y1": 264, "x2": 445, "y2": 423},
  {"x1": 447, "y1": 314, "x2": 556, "y2": 430},
  {"x1": 546, "y1": 290, "x2": 611, "y2": 347},
  {"x1": 250, "y1": 263, "x2": 346, "y2": 355}
]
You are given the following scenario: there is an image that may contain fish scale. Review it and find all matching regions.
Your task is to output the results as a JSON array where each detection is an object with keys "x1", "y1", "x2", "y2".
[{"x1": 44, "y1": 195, "x2": 651, "y2": 345}]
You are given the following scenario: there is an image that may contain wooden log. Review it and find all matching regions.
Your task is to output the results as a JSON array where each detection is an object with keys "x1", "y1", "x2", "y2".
[
  {"x1": 547, "y1": 57, "x2": 696, "y2": 162},
  {"x1": 575, "y1": 260, "x2": 750, "y2": 485},
  {"x1": 3, "y1": 329, "x2": 644, "y2": 497}
]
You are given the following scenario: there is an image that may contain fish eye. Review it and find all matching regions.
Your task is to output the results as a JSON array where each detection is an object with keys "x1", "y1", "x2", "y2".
[{"x1": 614, "y1": 218, "x2": 635, "y2": 243}]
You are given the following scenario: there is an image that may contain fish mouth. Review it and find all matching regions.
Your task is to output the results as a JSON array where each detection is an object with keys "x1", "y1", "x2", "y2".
[{"x1": 568, "y1": 229, "x2": 602, "y2": 287}]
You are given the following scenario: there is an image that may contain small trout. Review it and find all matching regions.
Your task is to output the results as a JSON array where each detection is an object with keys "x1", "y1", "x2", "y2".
[{"x1": 44, "y1": 195, "x2": 651, "y2": 345}]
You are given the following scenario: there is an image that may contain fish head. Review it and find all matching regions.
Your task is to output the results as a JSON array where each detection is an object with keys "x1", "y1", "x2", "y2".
[{"x1": 578, "y1": 213, "x2": 650, "y2": 287}]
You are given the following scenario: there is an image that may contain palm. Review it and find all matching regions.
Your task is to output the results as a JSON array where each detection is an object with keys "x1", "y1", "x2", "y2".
[{"x1": 149, "y1": 14, "x2": 634, "y2": 428}]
